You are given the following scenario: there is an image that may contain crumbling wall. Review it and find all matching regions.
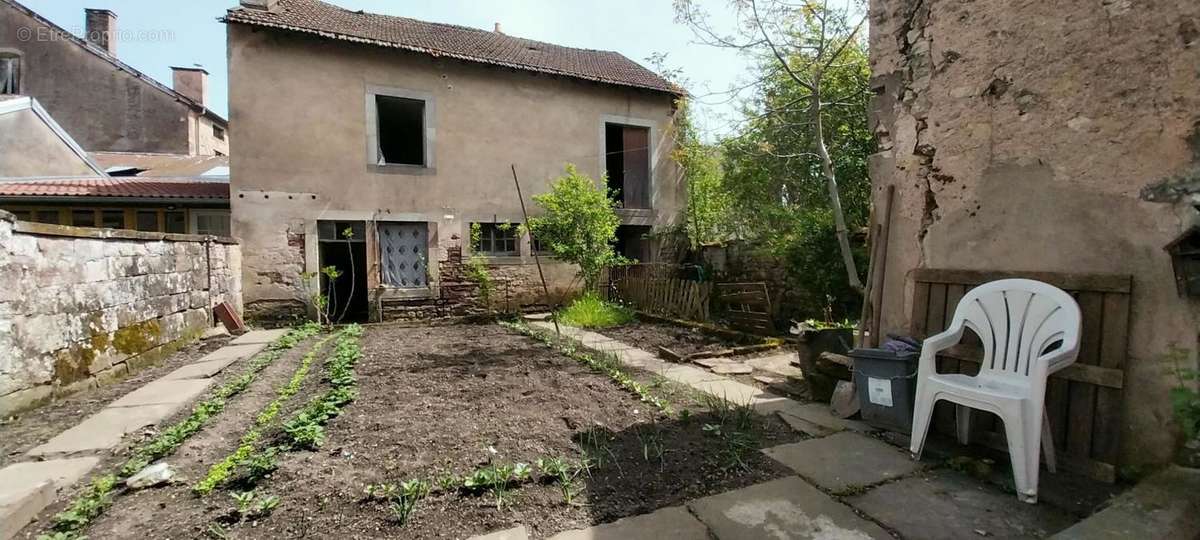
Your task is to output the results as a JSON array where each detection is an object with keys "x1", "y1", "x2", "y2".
[
  {"x1": 0, "y1": 211, "x2": 241, "y2": 415},
  {"x1": 869, "y1": 0, "x2": 1200, "y2": 470}
]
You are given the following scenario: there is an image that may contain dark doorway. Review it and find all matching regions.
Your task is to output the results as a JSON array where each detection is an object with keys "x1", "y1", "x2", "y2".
[
  {"x1": 605, "y1": 123, "x2": 650, "y2": 209},
  {"x1": 614, "y1": 225, "x2": 652, "y2": 262},
  {"x1": 318, "y1": 221, "x2": 368, "y2": 323}
]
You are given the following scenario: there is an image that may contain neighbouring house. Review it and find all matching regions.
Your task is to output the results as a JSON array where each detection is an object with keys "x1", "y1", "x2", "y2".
[
  {"x1": 868, "y1": 0, "x2": 1200, "y2": 476},
  {"x1": 223, "y1": 0, "x2": 685, "y2": 323},
  {"x1": 0, "y1": 0, "x2": 229, "y2": 156},
  {"x1": 0, "y1": 96, "x2": 230, "y2": 235},
  {"x1": 0, "y1": 1, "x2": 232, "y2": 234}
]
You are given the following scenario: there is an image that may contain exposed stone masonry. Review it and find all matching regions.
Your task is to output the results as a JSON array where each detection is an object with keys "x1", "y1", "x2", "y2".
[{"x1": 0, "y1": 211, "x2": 241, "y2": 415}]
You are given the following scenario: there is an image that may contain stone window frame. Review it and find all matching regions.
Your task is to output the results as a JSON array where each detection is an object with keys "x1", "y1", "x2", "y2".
[
  {"x1": 598, "y1": 114, "x2": 657, "y2": 209},
  {"x1": 365, "y1": 84, "x2": 437, "y2": 175}
]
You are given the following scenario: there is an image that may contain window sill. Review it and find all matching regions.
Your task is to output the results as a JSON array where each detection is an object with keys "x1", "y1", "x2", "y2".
[
  {"x1": 478, "y1": 255, "x2": 524, "y2": 265},
  {"x1": 369, "y1": 163, "x2": 437, "y2": 176}
]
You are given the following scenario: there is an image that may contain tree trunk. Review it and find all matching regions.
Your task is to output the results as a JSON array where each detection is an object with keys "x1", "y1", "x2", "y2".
[{"x1": 811, "y1": 90, "x2": 864, "y2": 293}]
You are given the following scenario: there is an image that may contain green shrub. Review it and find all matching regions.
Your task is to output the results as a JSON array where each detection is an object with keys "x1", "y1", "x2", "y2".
[{"x1": 558, "y1": 294, "x2": 634, "y2": 329}]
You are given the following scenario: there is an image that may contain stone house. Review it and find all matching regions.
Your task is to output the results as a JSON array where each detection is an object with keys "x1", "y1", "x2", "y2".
[
  {"x1": 868, "y1": 0, "x2": 1200, "y2": 474},
  {"x1": 0, "y1": 0, "x2": 228, "y2": 156},
  {"x1": 0, "y1": 1, "x2": 232, "y2": 235},
  {"x1": 223, "y1": 0, "x2": 685, "y2": 322}
]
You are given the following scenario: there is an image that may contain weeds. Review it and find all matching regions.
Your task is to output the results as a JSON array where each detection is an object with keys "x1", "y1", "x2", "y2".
[
  {"x1": 43, "y1": 325, "x2": 321, "y2": 539},
  {"x1": 501, "y1": 320, "x2": 671, "y2": 413},
  {"x1": 229, "y1": 490, "x2": 280, "y2": 521},
  {"x1": 636, "y1": 422, "x2": 666, "y2": 464},
  {"x1": 194, "y1": 331, "x2": 338, "y2": 495},
  {"x1": 1164, "y1": 345, "x2": 1200, "y2": 441},
  {"x1": 389, "y1": 479, "x2": 431, "y2": 525},
  {"x1": 536, "y1": 457, "x2": 583, "y2": 505}
]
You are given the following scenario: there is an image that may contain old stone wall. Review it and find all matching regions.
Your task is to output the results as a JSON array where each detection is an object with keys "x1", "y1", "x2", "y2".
[
  {"x1": 0, "y1": 211, "x2": 242, "y2": 415},
  {"x1": 868, "y1": 0, "x2": 1200, "y2": 469}
]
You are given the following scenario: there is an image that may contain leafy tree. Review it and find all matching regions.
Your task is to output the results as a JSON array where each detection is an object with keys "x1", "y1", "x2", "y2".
[
  {"x1": 675, "y1": 0, "x2": 873, "y2": 317},
  {"x1": 676, "y1": 0, "x2": 873, "y2": 295},
  {"x1": 673, "y1": 98, "x2": 732, "y2": 248},
  {"x1": 528, "y1": 164, "x2": 627, "y2": 291}
]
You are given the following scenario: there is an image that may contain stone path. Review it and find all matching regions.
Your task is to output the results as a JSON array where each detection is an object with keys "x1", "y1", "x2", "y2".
[
  {"x1": 514, "y1": 320, "x2": 1080, "y2": 540},
  {"x1": 0, "y1": 330, "x2": 279, "y2": 540}
]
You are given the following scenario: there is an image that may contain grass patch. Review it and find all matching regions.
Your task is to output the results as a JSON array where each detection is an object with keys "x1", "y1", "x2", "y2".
[{"x1": 557, "y1": 294, "x2": 634, "y2": 329}]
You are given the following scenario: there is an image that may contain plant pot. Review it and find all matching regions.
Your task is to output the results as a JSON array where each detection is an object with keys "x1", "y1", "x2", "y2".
[{"x1": 794, "y1": 328, "x2": 853, "y2": 402}]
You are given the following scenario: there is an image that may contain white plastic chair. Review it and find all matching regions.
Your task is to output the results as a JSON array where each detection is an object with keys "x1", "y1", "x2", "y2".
[{"x1": 909, "y1": 279, "x2": 1081, "y2": 503}]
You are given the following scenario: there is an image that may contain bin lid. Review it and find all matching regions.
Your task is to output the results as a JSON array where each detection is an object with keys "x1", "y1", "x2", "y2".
[{"x1": 848, "y1": 347, "x2": 918, "y2": 362}]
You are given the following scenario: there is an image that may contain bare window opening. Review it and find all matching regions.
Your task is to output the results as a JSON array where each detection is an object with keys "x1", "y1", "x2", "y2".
[
  {"x1": 0, "y1": 55, "x2": 19, "y2": 95},
  {"x1": 100, "y1": 210, "x2": 124, "y2": 229},
  {"x1": 32, "y1": 209, "x2": 60, "y2": 225},
  {"x1": 604, "y1": 123, "x2": 650, "y2": 209},
  {"x1": 72, "y1": 209, "x2": 97, "y2": 227},
  {"x1": 376, "y1": 95, "x2": 425, "y2": 166},
  {"x1": 213, "y1": 125, "x2": 225, "y2": 141},
  {"x1": 165, "y1": 210, "x2": 186, "y2": 233},
  {"x1": 474, "y1": 223, "x2": 518, "y2": 256}
]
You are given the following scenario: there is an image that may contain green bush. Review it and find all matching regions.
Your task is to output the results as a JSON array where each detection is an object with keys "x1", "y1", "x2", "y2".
[{"x1": 558, "y1": 294, "x2": 634, "y2": 329}]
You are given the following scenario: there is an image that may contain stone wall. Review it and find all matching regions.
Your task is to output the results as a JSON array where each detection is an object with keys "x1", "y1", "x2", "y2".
[
  {"x1": 868, "y1": 0, "x2": 1200, "y2": 470},
  {"x1": 0, "y1": 211, "x2": 241, "y2": 415}
]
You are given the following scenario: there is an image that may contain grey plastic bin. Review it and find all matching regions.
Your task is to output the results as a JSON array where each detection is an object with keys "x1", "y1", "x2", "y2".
[{"x1": 850, "y1": 348, "x2": 919, "y2": 433}]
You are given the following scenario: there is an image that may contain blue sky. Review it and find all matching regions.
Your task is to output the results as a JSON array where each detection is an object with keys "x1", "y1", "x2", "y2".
[{"x1": 20, "y1": 0, "x2": 754, "y2": 140}]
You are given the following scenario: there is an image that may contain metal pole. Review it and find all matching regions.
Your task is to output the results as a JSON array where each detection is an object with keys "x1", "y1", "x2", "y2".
[{"x1": 511, "y1": 164, "x2": 560, "y2": 337}]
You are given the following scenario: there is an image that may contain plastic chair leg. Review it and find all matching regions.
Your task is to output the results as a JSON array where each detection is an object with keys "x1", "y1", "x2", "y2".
[
  {"x1": 909, "y1": 390, "x2": 936, "y2": 459},
  {"x1": 955, "y1": 405, "x2": 972, "y2": 445},
  {"x1": 1000, "y1": 411, "x2": 1037, "y2": 504}
]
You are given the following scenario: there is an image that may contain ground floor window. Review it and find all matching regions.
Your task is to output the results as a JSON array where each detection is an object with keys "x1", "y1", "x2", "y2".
[
  {"x1": 2, "y1": 205, "x2": 228, "y2": 235},
  {"x1": 192, "y1": 210, "x2": 231, "y2": 237},
  {"x1": 473, "y1": 222, "x2": 518, "y2": 256}
]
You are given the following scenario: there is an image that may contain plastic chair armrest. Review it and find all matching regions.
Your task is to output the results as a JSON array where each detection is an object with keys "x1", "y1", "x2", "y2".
[{"x1": 918, "y1": 325, "x2": 964, "y2": 377}]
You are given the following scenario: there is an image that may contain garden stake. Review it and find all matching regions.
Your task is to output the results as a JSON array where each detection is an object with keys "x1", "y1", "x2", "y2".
[{"x1": 511, "y1": 163, "x2": 559, "y2": 337}]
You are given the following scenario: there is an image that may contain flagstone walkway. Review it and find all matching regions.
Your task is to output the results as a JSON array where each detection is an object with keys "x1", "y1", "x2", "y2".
[
  {"x1": 0, "y1": 329, "x2": 286, "y2": 540},
  {"x1": 510, "y1": 320, "x2": 1078, "y2": 540}
]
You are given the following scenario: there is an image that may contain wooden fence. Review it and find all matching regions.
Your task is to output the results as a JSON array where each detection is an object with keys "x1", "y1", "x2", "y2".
[
  {"x1": 909, "y1": 268, "x2": 1132, "y2": 483},
  {"x1": 612, "y1": 277, "x2": 712, "y2": 322}
]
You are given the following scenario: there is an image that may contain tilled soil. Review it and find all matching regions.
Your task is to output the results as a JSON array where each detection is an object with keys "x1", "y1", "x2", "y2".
[
  {"x1": 76, "y1": 323, "x2": 799, "y2": 540},
  {"x1": 0, "y1": 335, "x2": 231, "y2": 467},
  {"x1": 598, "y1": 321, "x2": 740, "y2": 358},
  {"x1": 65, "y1": 333, "x2": 336, "y2": 540}
]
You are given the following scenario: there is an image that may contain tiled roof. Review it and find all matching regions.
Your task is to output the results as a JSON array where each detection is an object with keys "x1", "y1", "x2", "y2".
[
  {"x1": 0, "y1": 178, "x2": 229, "y2": 200},
  {"x1": 223, "y1": 0, "x2": 682, "y2": 95}
]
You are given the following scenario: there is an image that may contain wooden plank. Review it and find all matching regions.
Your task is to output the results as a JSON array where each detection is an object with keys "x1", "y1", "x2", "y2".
[
  {"x1": 1066, "y1": 292, "x2": 1104, "y2": 459},
  {"x1": 910, "y1": 268, "x2": 1132, "y2": 294},
  {"x1": 944, "y1": 284, "x2": 967, "y2": 331},
  {"x1": 926, "y1": 283, "x2": 948, "y2": 336},
  {"x1": 939, "y1": 346, "x2": 1124, "y2": 388},
  {"x1": 911, "y1": 281, "x2": 931, "y2": 337},
  {"x1": 1093, "y1": 292, "x2": 1130, "y2": 465}
]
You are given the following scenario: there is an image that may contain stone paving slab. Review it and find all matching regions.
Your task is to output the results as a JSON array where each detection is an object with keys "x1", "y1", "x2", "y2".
[
  {"x1": 0, "y1": 458, "x2": 99, "y2": 507},
  {"x1": 107, "y1": 377, "x2": 213, "y2": 408},
  {"x1": 692, "y1": 378, "x2": 789, "y2": 408},
  {"x1": 745, "y1": 352, "x2": 804, "y2": 379},
  {"x1": 763, "y1": 431, "x2": 921, "y2": 493},
  {"x1": 161, "y1": 357, "x2": 240, "y2": 380},
  {"x1": 1050, "y1": 466, "x2": 1200, "y2": 540},
  {"x1": 775, "y1": 411, "x2": 839, "y2": 438},
  {"x1": 195, "y1": 342, "x2": 267, "y2": 363},
  {"x1": 0, "y1": 479, "x2": 52, "y2": 540},
  {"x1": 848, "y1": 470, "x2": 1075, "y2": 540},
  {"x1": 469, "y1": 525, "x2": 529, "y2": 540},
  {"x1": 658, "y1": 364, "x2": 727, "y2": 385},
  {"x1": 757, "y1": 400, "x2": 873, "y2": 433},
  {"x1": 549, "y1": 505, "x2": 709, "y2": 540},
  {"x1": 688, "y1": 476, "x2": 891, "y2": 540},
  {"x1": 27, "y1": 404, "x2": 180, "y2": 455},
  {"x1": 230, "y1": 328, "x2": 289, "y2": 345},
  {"x1": 711, "y1": 363, "x2": 753, "y2": 375}
]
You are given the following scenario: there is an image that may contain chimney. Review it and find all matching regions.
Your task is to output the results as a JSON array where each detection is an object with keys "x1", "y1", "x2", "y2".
[
  {"x1": 239, "y1": 0, "x2": 279, "y2": 11},
  {"x1": 84, "y1": 8, "x2": 117, "y2": 55},
  {"x1": 171, "y1": 67, "x2": 209, "y2": 106},
  {"x1": 494, "y1": 22, "x2": 503, "y2": 34}
]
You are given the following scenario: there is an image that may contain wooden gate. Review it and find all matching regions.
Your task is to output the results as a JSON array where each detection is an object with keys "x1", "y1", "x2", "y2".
[{"x1": 909, "y1": 269, "x2": 1131, "y2": 483}]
